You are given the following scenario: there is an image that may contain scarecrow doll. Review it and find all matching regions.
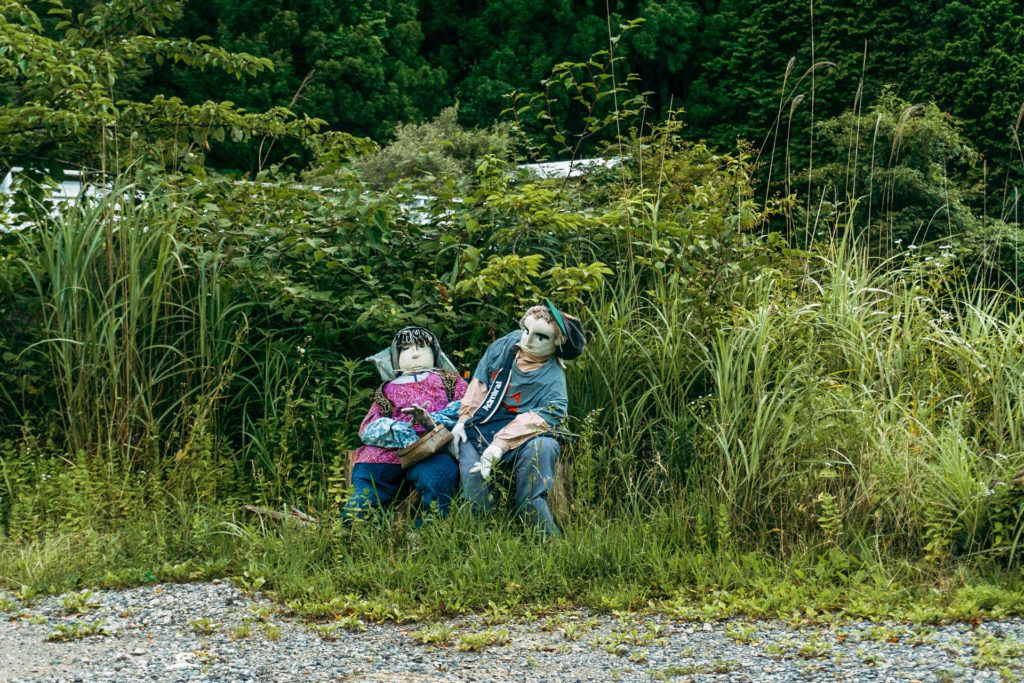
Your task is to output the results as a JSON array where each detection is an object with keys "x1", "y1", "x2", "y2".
[
  {"x1": 343, "y1": 327, "x2": 467, "y2": 521},
  {"x1": 452, "y1": 300, "x2": 585, "y2": 536}
]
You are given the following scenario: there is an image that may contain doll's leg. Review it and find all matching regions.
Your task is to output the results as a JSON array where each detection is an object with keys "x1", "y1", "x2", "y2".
[
  {"x1": 458, "y1": 439, "x2": 496, "y2": 513},
  {"x1": 342, "y1": 463, "x2": 403, "y2": 522},
  {"x1": 405, "y1": 451, "x2": 459, "y2": 517},
  {"x1": 511, "y1": 436, "x2": 561, "y2": 537}
]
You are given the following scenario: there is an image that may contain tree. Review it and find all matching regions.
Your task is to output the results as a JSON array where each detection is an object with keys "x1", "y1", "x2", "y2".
[
  {"x1": 0, "y1": 0, "x2": 321, "y2": 174},
  {"x1": 153, "y1": 0, "x2": 446, "y2": 143}
]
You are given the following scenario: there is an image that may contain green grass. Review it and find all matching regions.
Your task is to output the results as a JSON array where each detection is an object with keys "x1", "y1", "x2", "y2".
[{"x1": 1, "y1": 495, "x2": 1022, "y2": 625}]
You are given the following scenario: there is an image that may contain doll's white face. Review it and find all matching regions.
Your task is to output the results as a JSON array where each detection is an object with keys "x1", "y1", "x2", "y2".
[
  {"x1": 397, "y1": 343, "x2": 435, "y2": 373},
  {"x1": 519, "y1": 315, "x2": 557, "y2": 358}
]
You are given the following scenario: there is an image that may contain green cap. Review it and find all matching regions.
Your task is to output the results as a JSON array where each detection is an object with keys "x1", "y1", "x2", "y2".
[{"x1": 544, "y1": 298, "x2": 568, "y2": 337}]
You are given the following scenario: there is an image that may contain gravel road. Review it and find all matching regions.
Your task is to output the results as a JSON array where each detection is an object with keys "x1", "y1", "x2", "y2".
[{"x1": 1, "y1": 581, "x2": 1022, "y2": 682}]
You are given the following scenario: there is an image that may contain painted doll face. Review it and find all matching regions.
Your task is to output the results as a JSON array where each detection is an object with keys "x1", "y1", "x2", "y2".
[
  {"x1": 397, "y1": 343, "x2": 435, "y2": 373},
  {"x1": 519, "y1": 314, "x2": 557, "y2": 358}
]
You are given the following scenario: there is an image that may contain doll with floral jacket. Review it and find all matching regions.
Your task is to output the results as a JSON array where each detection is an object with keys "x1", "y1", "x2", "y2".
[{"x1": 343, "y1": 327, "x2": 468, "y2": 521}]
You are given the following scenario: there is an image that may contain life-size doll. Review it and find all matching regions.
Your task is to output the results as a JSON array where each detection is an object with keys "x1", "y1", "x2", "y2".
[
  {"x1": 343, "y1": 327, "x2": 468, "y2": 521},
  {"x1": 451, "y1": 300, "x2": 585, "y2": 536}
]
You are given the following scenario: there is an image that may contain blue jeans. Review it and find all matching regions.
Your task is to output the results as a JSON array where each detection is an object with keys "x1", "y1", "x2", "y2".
[
  {"x1": 342, "y1": 451, "x2": 458, "y2": 523},
  {"x1": 459, "y1": 434, "x2": 561, "y2": 536}
]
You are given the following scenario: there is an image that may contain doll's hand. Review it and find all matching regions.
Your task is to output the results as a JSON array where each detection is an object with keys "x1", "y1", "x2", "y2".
[
  {"x1": 400, "y1": 403, "x2": 434, "y2": 429},
  {"x1": 469, "y1": 444, "x2": 502, "y2": 480},
  {"x1": 449, "y1": 421, "x2": 468, "y2": 456}
]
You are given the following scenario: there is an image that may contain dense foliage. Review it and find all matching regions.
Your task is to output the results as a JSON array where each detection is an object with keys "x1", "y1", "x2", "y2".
[
  {"x1": 131, "y1": 1, "x2": 1021, "y2": 185},
  {"x1": 0, "y1": 0, "x2": 1023, "y2": 618}
]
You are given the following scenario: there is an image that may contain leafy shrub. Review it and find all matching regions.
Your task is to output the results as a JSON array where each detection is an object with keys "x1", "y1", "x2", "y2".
[{"x1": 351, "y1": 106, "x2": 513, "y2": 189}]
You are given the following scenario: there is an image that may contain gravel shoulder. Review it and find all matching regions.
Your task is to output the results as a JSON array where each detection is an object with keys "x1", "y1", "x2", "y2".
[{"x1": 1, "y1": 581, "x2": 1022, "y2": 682}]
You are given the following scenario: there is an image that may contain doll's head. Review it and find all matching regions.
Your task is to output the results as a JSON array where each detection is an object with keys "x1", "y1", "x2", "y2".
[
  {"x1": 518, "y1": 306, "x2": 566, "y2": 359},
  {"x1": 391, "y1": 327, "x2": 441, "y2": 374}
]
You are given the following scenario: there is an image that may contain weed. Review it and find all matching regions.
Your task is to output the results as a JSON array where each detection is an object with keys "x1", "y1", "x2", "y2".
[
  {"x1": 456, "y1": 628, "x2": 510, "y2": 652},
  {"x1": 308, "y1": 624, "x2": 339, "y2": 641},
  {"x1": 765, "y1": 638, "x2": 796, "y2": 660},
  {"x1": 725, "y1": 621, "x2": 758, "y2": 644},
  {"x1": 335, "y1": 614, "x2": 367, "y2": 632},
  {"x1": 263, "y1": 624, "x2": 282, "y2": 641},
  {"x1": 797, "y1": 635, "x2": 832, "y2": 659},
  {"x1": 46, "y1": 620, "x2": 110, "y2": 642},
  {"x1": 908, "y1": 627, "x2": 938, "y2": 646},
  {"x1": 482, "y1": 601, "x2": 512, "y2": 626},
  {"x1": 712, "y1": 659, "x2": 738, "y2": 673},
  {"x1": 864, "y1": 625, "x2": 909, "y2": 644},
  {"x1": 651, "y1": 661, "x2": 736, "y2": 679},
  {"x1": 540, "y1": 615, "x2": 566, "y2": 632},
  {"x1": 232, "y1": 573, "x2": 267, "y2": 595},
  {"x1": 229, "y1": 622, "x2": 252, "y2": 640},
  {"x1": 61, "y1": 590, "x2": 100, "y2": 615},
  {"x1": 971, "y1": 633, "x2": 1024, "y2": 679},
  {"x1": 246, "y1": 606, "x2": 275, "y2": 623},
  {"x1": 411, "y1": 624, "x2": 456, "y2": 646},
  {"x1": 15, "y1": 586, "x2": 38, "y2": 606},
  {"x1": 592, "y1": 625, "x2": 667, "y2": 657},
  {"x1": 190, "y1": 618, "x2": 221, "y2": 635}
]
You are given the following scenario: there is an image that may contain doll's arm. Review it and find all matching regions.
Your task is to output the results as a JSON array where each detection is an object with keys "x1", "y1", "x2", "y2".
[
  {"x1": 429, "y1": 401, "x2": 462, "y2": 429},
  {"x1": 457, "y1": 378, "x2": 487, "y2": 421},
  {"x1": 488, "y1": 411, "x2": 551, "y2": 452},
  {"x1": 358, "y1": 402, "x2": 418, "y2": 449},
  {"x1": 489, "y1": 376, "x2": 567, "y2": 453}
]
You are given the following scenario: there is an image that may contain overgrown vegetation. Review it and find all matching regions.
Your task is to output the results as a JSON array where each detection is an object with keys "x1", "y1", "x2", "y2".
[{"x1": 0, "y1": 0, "x2": 1023, "y2": 624}]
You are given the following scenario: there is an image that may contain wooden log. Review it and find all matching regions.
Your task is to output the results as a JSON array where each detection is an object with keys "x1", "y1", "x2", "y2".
[{"x1": 240, "y1": 504, "x2": 318, "y2": 526}]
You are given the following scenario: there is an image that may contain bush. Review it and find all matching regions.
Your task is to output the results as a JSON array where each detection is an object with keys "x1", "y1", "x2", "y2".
[{"x1": 351, "y1": 106, "x2": 514, "y2": 189}]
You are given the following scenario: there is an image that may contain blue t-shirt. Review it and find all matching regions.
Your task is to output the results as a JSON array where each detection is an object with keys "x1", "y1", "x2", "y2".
[{"x1": 467, "y1": 331, "x2": 568, "y2": 440}]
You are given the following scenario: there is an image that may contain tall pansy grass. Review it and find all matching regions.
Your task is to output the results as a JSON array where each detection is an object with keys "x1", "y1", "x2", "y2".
[
  {"x1": 675, "y1": 241, "x2": 1024, "y2": 560},
  {"x1": 19, "y1": 185, "x2": 245, "y2": 480},
  {"x1": 567, "y1": 234, "x2": 1023, "y2": 562}
]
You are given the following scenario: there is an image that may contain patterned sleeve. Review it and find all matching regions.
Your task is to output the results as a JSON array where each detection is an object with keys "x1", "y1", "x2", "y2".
[
  {"x1": 429, "y1": 401, "x2": 462, "y2": 429},
  {"x1": 358, "y1": 400, "x2": 418, "y2": 449},
  {"x1": 428, "y1": 372, "x2": 468, "y2": 428},
  {"x1": 453, "y1": 372, "x2": 469, "y2": 400}
]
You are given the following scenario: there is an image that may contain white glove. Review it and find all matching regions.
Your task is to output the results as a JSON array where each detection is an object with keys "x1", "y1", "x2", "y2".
[
  {"x1": 469, "y1": 444, "x2": 502, "y2": 480},
  {"x1": 449, "y1": 421, "x2": 467, "y2": 456}
]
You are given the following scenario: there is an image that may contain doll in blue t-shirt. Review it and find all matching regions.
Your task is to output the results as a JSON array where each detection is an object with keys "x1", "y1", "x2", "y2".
[{"x1": 451, "y1": 300, "x2": 584, "y2": 536}]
